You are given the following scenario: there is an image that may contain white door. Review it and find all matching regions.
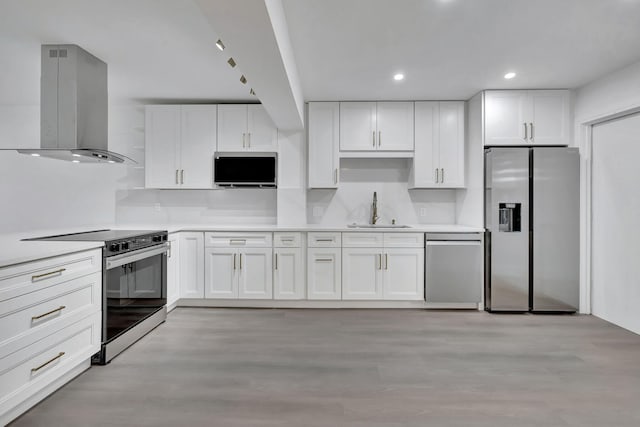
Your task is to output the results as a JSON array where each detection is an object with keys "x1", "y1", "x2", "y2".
[
  {"x1": 339, "y1": 102, "x2": 377, "y2": 151},
  {"x1": 383, "y1": 248, "x2": 424, "y2": 300},
  {"x1": 179, "y1": 232, "x2": 205, "y2": 298},
  {"x1": 180, "y1": 105, "x2": 216, "y2": 188},
  {"x1": 591, "y1": 112, "x2": 640, "y2": 334},
  {"x1": 528, "y1": 90, "x2": 570, "y2": 146},
  {"x1": 217, "y1": 104, "x2": 247, "y2": 151},
  {"x1": 273, "y1": 247, "x2": 305, "y2": 300},
  {"x1": 247, "y1": 104, "x2": 278, "y2": 151},
  {"x1": 484, "y1": 91, "x2": 528, "y2": 146},
  {"x1": 307, "y1": 248, "x2": 342, "y2": 300},
  {"x1": 204, "y1": 248, "x2": 237, "y2": 299},
  {"x1": 411, "y1": 102, "x2": 438, "y2": 188},
  {"x1": 145, "y1": 105, "x2": 180, "y2": 188},
  {"x1": 376, "y1": 102, "x2": 414, "y2": 151},
  {"x1": 238, "y1": 248, "x2": 273, "y2": 299},
  {"x1": 166, "y1": 233, "x2": 180, "y2": 308},
  {"x1": 342, "y1": 248, "x2": 383, "y2": 300},
  {"x1": 308, "y1": 102, "x2": 339, "y2": 188},
  {"x1": 438, "y1": 101, "x2": 465, "y2": 187}
]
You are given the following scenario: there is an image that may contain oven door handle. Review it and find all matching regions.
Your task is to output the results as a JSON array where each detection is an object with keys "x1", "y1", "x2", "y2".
[{"x1": 106, "y1": 243, "x2": 170, "y2": 270}]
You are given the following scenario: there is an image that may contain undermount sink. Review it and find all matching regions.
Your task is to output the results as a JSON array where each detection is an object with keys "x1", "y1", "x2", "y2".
[{"x1": 347, "y1": 224, "x2": 412, "y2": 229}]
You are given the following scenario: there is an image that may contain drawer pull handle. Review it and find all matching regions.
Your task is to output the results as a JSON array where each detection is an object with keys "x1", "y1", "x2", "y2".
[
  {"x1": 281, "y1": 238, "x2": 294, "y2": 242},
  {"x1": 32, "y1": 306, "x2": 66, "y2": 321},
  {"x1": 230, "y1": 239, "x2": 246, "y2": 244},
  {"x1": 315, "y1": 258, "x2": 333, "y2": 262},
  {"x1": 315, "y1": 239, "x2": 334, "y2": 242},
  {"x1": 31, "y1": 351, "x2": 65, "y2": 372},
  {"x1": 32, "y1": 268, "x2": 66, "y2": 281}
]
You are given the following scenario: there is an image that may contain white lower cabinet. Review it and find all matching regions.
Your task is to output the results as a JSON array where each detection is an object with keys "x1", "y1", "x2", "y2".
[
  {"x1": 205, "y1": 248, "x2": 237, "y2": 298},
  {"x1": 342, "y1": 248, "x2": 383, "y2": 300},
  {"x1": 383, "y1": 248, "x2": 425, "y2": 300},
  {"x1": 238, "y1": 248, "x2": 273, "y2": 299},
  {"x1": 307, "y1": 248, "x2": 341, "y2": 300},
  {"x1": 273, "y1": 247, "x2": 305, "y2": 300},
  {"x1": 179, "y1": 232, "x2": 205, "y2": 298}
]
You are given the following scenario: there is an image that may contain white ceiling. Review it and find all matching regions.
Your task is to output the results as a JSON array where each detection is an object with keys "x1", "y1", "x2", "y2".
[
  {"x1": 0, "y1": 0, "x2": 253, "y2": 105},
  {"x1": 282, "y1": 0, "x2": 640, "y2": 100}
]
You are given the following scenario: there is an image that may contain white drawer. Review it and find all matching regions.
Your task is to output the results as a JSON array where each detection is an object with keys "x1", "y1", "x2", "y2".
[
  {"x1": 0, "y1": 249, "x2": 101, "y2": 302},
  {"x1": 274, "y1": 232, "x2": 302, "y2": 248},
  {"x1": 342, "y1": 233, "x2": 383, "y2": 247},
  {"x1": 0, "y1": 312, "x2": 100, "y2": 418},
  {"x1": 0, "y1": 272, "x2": 101, "y2": 354},
  {"x1": 383, "y1": 233, "x2": 425, "y2": 248},
  {"x1": 307, "y1": 232, "x2": 341, "y2": 248},
  {"x1": 205, "y1": 232, "x2": 273, "y2": 248}
]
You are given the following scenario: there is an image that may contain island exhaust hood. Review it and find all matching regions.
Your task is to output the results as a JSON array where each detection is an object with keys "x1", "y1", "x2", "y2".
[{"x1": 16, "y1": 44, "x2": 134, "y2": 164}]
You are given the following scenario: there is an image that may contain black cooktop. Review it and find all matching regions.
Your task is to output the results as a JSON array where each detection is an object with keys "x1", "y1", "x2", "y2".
[{"x1": 26, "y1": 229, "x2": 166, "y2": 243}]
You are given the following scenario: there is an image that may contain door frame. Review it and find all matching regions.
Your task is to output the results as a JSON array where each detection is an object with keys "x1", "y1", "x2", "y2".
[{"x1": 578, "y1": 104, "x2": 640, "y2": 314}]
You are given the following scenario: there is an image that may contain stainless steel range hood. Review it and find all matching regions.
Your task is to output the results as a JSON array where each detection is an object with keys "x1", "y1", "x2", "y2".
[{"x1": 16, "y1": 44, "x2": 134, "y2": 164}]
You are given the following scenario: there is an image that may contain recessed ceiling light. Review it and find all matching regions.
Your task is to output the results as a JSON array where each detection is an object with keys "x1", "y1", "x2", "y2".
[
  {"x1": 240, "y1": 75, "x2": 247, "y2": 84},
  {"x1": 504, "y1": 72, "x2": 516, "y2": 79},
  {"x1": 249, "y1": 88, "x2": 256, "y2": 96},
  {"x1": 215, "y1": 39, "x2": 225, "y2": 51},
  {"x1": 108, "y1": 160, "x2": 115, "y2": 164},
  {"x1": 227, "y1": 57, "x2": 236, "y2": 68},
  {"x1": 72, "y1": 160, "x2": 80, "y2": 163},
  {"x1": 31, "y1": 153, "x2": 40, "y2": 157},
  {"x1": 393, "y1": 73, "x2": 405, "y2": 81}
]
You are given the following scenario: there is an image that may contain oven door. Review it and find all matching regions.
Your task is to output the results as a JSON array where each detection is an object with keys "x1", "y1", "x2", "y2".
[{"x1": 104, "y1": 243, "x2": 168, "y2": 342}]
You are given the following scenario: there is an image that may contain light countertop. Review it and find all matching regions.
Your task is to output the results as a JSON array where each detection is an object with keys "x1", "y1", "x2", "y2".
[{"x1": 0, "y1": 235, "x2": 104, "y2": 269}]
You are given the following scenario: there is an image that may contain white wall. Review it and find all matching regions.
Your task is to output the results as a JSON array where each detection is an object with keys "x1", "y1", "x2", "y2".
[
  {"x1": 0, "y1": 105, "x2": 123, "y2": 235},
  {"x1": 307, "y1": 158, "x2": 457, "y2": 225}
]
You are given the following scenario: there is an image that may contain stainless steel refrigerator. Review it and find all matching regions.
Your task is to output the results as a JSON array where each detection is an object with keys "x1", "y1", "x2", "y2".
[{"x1": 484, "y1": 147, "x2": 579, "y2": 312}]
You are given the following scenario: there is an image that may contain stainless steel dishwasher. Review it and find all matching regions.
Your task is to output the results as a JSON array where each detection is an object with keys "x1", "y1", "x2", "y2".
[{"x1": 425, "y1": 233, "x2": 483, "y2": 304}]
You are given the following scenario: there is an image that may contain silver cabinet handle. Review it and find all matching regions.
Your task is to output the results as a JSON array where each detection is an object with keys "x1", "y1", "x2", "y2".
[
  {"x1": 242, "y1": 133, "x2": 246, "y2": 148},
  {"x1": 385, "y1": 253, "x2": 388, "y2": 270},
  {"x1": 315, "y1": 258, "x2": 333, "y2": 262},
  {"x1": 372, "y1": 131, "x2": 376, "y2": 147},
  {"x1": 378, "y1": 131, "x2": 381, "y2": 147},
  {"x1": 239, "y1": 253, "x2": 242, "y2": 270},
  {"x1": 529, "y1": 123, "x2": 534, "y2": 140},
  {"x1": 233, "y1": 253, "x2": 236, "y2": 270},
  {"x1": 435, "y1": 169, "x2": 438, "y2": 183},
  {"x1": 441, "y1": 168, "x2": 444, "y2": 183},
  {"x1": 32, "y1": 268, "x2": 66, "y2": 281},
  {"x1": 274, "y1": 253, "x2": 278, "y2": 270},
  {"x1": 316, "y1": 238, "x2": 334, "y2": 242},
  {"x1": 32, "y1": 305, "x2": 66, "y2": 321},
  {"x1": 523, "y1": 122, "x2": 528, "y2": 141},
  {"x1": 175, "y1": 169, "x2": 179, "y2": 184},
  {"x1": 334, "y1": 168, "x2": 338, "y2": 185},
  {"x1": 248, "y1": 133, "x2": 251, "y2": 148},
  {"x1": 181, "y1": 169, "x2": 184, "y2": 184},
  {"x1": 378, "y1": 253, "x2": 382, "y2": 270},
  {"x1": 31, "y1": 351, "x2": 65, "y2": 372},
  {"x1": 230, "y1": 239, "x2": 246, "y2": 245}
]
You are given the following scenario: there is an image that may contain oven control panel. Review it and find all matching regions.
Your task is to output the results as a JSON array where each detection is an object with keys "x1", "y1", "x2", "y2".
[{"x1": 105, "y1": 232, "x2": 168, "y2": 256}]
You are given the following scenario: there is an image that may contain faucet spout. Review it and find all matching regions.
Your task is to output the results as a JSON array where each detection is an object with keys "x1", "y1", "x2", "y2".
[{"x1": 371, "y1": 191, "x2": 379, "y2": 225}]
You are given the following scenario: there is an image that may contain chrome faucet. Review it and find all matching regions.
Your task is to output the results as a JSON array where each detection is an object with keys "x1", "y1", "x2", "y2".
[{"x1": 371, "y1": 191, "x2": 379, "y2": 225}]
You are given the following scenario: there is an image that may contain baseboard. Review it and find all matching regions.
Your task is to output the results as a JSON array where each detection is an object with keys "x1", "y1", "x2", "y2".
[{"x1": 177, "y1": 299, "x2": 479, "y2": 310}]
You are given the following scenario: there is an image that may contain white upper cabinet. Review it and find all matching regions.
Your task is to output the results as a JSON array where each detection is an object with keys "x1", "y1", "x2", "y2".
[
  {"x1": 145, "y1": 105, "x2": 216, "y2": 189},
  {"x1": 217, "y1": 104, "x2": 277, "y2": 152},
  {"x1": 411, "y1": 101, "x2": 465, "y2": 188},
  {"x1": 308, "y1": 102, "x2": 340, "y2": 188},
  {"x1": 484, "y1": 90, "x2": 570, "y2": 146},
  {"x1": 340, "y1": 102, "x2": 414, "y2": 152}
]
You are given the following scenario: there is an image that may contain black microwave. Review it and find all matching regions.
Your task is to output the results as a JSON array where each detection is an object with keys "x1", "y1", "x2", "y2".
[{"x1": 214, "y1": 155, "x2": 277, "y2": 188}]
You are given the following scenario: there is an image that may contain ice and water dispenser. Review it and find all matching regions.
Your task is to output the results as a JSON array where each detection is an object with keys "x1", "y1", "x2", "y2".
[{"x1": 499, "y1": 203, "x2": 521, "y2": 232}]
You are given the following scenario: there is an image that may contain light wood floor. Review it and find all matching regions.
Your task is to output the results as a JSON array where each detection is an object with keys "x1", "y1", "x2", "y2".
[{"x1": 11, "y1": 308, "x2": 640, "y2": 426}]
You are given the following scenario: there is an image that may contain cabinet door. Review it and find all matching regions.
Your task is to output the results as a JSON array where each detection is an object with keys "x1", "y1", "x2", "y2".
[
  {"x1": 411, "y1": 102, "x2": 438, "y2": 188},
  {"x1": 247, "y1": 104, "x2": 278, "y2": 151},
  {"x1": 376, "y1": 102, "x2": 414, "y2": 151},
  {"x1": 179, "y1": 232, "x2": 205, "y2": 298},
  {"x1": 484, "y1": 91, "x2": 528, "y2": 146},
  {"x1": 528, "y1": 90, "x2": 570, "y2": 146},
  {"x1": 217, "y1": 104, "x2": 247, "y2": 152},
  {"x1": 426, "y1": 241, "x2": 482, "y2": 303},
  {"x1": 166, "y1": 233, "x2": 180, "y2": 308},
  {"x1": 145, "y1": 105, "x2": 180, "y2": 188},
  {"x1": 180, "y1": 105, "x2": 216, "y2": 188},
  {"x1": 308, "y1": 102, "x2": 339, "y2": 188},
  {"x1": 383, "y1": 248, "x2": 424, "y2": 300},
  {"x1": 238, "y1": 248, "x2": 273, "y2": 299},
  {"x1": 438, "y1": 101, "x2": 465, "y2": 187},
  {"x1": 273, "y1": 248, "x2": 305, "y2": 300},
  {"x1": 342, "y1": 248, "x2": 383, "y2": 300},
  {"x1": 339, "y1": 102, "x2": 377, "y2": 151},
  {"x1": 307, "y1": 248, "x2": 342, "y2": 300},
  {"x1": 204, "y1": 248, "x2": 237, "y2": 299}
]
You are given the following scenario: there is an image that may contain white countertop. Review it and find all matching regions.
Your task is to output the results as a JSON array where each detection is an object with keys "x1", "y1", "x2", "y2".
[{"x1": 0, "y1": 223, "x2": 484, "y2": 268}]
